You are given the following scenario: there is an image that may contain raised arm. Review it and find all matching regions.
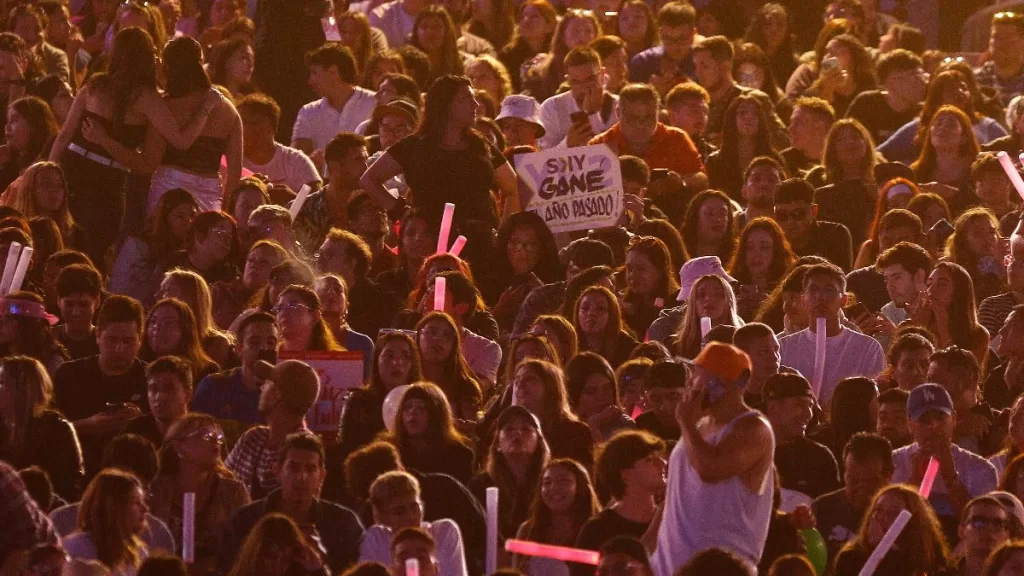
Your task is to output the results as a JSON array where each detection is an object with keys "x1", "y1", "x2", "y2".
[
  {"x1": 360, "y1": 151, "x2": 404, "y2": 210},
  {"x1": 49, "y1": 84, "x2": 90, "y2": 162},
  {"x1": 140, "y1": 88, "x2": 220, "y2": 150},
  {"x1": 682, "y1": 414, "x2": 773, "y2": 484}
]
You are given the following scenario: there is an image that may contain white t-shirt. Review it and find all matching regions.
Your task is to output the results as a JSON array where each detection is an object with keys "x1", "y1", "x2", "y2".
[
  {"x1": 369, "y1": 0, "x2": 417, "y2": 47},
  {"x1": 893, "y1": 442, "x2": 998, "y2": 520},
  {"x1": 292, "y1": 88, "x2": 378, "y2": 154},
  {"x1": 358, "y1": 520, "x2": 468, "y2": 576},
  {"x1": 243, "y1": 143, "x2": 322, "y2": 193},
  {"x1": 778, "y1": 326, "x2": 885, "y2": 406}
]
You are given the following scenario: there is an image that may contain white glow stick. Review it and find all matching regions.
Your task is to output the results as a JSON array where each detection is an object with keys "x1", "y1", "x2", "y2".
[
  {"x1": 433, "y1": 276, "x2": 446, "y2": 311},
  {"x1": 448, "y1": 235, "x2": 467, "y2": 257},
  {"x1": 405, "y1": 558, "x2": 420, "y2": 576},
  {"x1": 812, "y1": 317, "x2": 827, "y2": 397},
  {"x1": 182, "y1": 492, "x2": 196, "y2": 563},
  {"x1": 1000, "y1": 152, "x2": 1024, "y2": 202},
  {"x1": 857, "y1": 509, "x2": 912, "y2": 576},
  {"x1": 288, "y1": 184, "x2": 312, "y2": 221},
  {"x1": 486, "y1": 487, "x2": 499, "y2": 575},
  {"x1": 919, "y1": 457, "x2": 940, "y2": 499},
  {"x1": 8, "y1": 246, "x2": 33, "y2": 294},
  {"x1": 436, "y1": 203, "x2": 455, "y2": 254},
  {"x1": 700, "y1": 317, "x2": 712, "y2": 339},
  {"x1": 0, "y1": 242, "x2": 21, "y2": 295}
]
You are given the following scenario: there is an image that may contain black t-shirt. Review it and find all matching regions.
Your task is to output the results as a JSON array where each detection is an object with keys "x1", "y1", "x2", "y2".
[
  {"x1": 55, "y1": 325, "x2": 100, "y2": 360},
  {"x1": 775, "y1": 435, "x2": 841, "y2": 499},
  {"x1": 812, "y1": 488, "x2": 863, "y2": 572},
  {"x1": 635, "y1": 411, "x2": 680, "y2": 445},
  {"x1": 780, "y1": 147, "x2": 820, "y2": 180},
  {"x1": 845, "y1": 266, "x2": 888, "y2": 314},
  {"x1": 53, "y1": 355, "x2": 148, "y2": 474},
  {"x1": 797, "y1": 220, "x2": 853, "y2": 271},
  {"x1": 846, "y1": 90, "x2": 921, "y2": 145},
  {"x1": 815, "y1": 180, "x2": 876, "y2": 250},
  {"x1": 389, "y1": 134, "x2": 505, "y2": 228},
  {"x1": 571, "y1": 508, "x2": 650, "y2": 576}
]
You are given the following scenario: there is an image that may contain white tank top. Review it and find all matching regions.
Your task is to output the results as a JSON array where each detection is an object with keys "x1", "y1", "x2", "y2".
[{"x1": 650, "y1": 410, "x2": 775, "y2": 576}]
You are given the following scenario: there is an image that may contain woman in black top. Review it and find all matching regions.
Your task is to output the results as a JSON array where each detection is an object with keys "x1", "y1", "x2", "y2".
[
  {"x1": 0, "y1": 354, "x2": 83, "y2": 500},
  {"x1": 384, "y1": 381, "x2": 475, "y2": 484},
  {"x1": 50, "y1": 27, "x2": 222, "y2": 269},
  {"x1": 360, "y1": 75, "x2": 520, "y2": 263},
  {"x1": 488, "y1": 211, "x2": 562, "y2": 330}
]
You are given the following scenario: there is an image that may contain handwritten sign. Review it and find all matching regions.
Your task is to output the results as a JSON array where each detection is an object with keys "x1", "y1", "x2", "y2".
[
  {"x1": 515, "y1": 144, "x2": 624, "y2": 233},
  {"x1": 279, "y1": 350, "x2": 364, "y2": 432}
]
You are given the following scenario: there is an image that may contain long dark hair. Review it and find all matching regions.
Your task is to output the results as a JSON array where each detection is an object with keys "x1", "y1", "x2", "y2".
[
  {"x1": 913, "y1": 70, "x2": 978, "y2": 151},
  {"x1": 141, "y1": 298, "x2": 217, "y2": 380},
  {"x1": 145, "y1": 189, "x2": 199, "y2": 263},
  {"x1": 495, "y1": 211, "x2": 563, "y2": 284},
  {"x1": 367, "y1": 331, "x2": 423, "y2": 397},
  {"x1": 519, "y1": 458, "x2": 599, "y2": 547},
  {"x1": 932, "y1": 261, "x2": 986, "y2": 351},
  {"x1": 1, "y1": 291, "x2": 66, "y2": 366},
  {"x1": 410, "y1": 6, "x2": 464, "y2": 85},
  {"x1": 681, "y1": 189, "x2": 737, "y2": 264},
  {"x1": 277, "y1": 285, "x2": 342, "y2": 352},
  {"x1": 485, "y1": 407, "x2": 551, "y2": 535},
  {"x1": 93, "y1": 27, "x2": 158, "y2": 124},
  {"x1": 415, "y1": 311, "x2": 483, "y2": 413},
  {"x1": 162, "y1": 36, "x2": 211, "y2": 98},
  {"x1": 744, "y1": 3, "x2": 796, "y2": 60},
  {"x1": 417, "y1": 75, "x2": 483, "y2": 148},
  {"x1": 719, "y1": 94, "x2": 780, "y2": 170},
  {"x1": 624, "y1": 235, "x2": 680, "y2": 302},
  {"x1": 8, "y1": 96, "x2": 58, "y2": 165},
  {"x1": 388, "y1": 381, "x2": 470, "y2": 450}
]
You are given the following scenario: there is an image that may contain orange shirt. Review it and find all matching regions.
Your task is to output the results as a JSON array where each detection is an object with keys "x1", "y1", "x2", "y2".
[{"x1": 589, "y1": 123, "x2": 706, "y2": 176}]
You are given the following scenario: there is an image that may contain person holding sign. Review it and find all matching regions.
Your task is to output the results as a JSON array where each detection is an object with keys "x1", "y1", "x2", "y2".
[{"x1": 588, "y1": 83, "x2": 707, "y2": 191}]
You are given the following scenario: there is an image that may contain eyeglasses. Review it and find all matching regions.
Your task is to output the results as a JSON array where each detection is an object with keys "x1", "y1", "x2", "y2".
[
  {"x1": 967, "y1": 515, "x2": 1009, "y2": 531},
  {"x1": 183, "y1": 429, "x2": 225, "y2": 446},
  {"x1": 774, "y1": 207, "x2": 809, "y2": 222},
  {"x1": 804, "y1": 286, "x2": 841, "y2": 299},
  {"x1": 508, "y1": 240, "x2": 540, "y2": 254},
  {"x1": 272, "y1": 301, "x2": 311, "y2": 315}
]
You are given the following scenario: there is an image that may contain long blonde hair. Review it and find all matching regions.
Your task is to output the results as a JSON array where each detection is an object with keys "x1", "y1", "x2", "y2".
[
  {"x1": 161, "y1": 268, "x2": 230, "y2": 344},
  {"x1": 11, "y1": 162, "x2": 75, "y2": 238},
  {"x1": 76, "y1": 469, "x2": 147, "y2": 571},
  {"x1": 673, "y1": 275, "x2": 744, "y2": 358}
]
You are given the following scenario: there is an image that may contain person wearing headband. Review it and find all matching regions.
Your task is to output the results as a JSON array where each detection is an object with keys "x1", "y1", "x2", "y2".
[{"x1": 0, "y1": 292, "x2": 65, "y2": 376}]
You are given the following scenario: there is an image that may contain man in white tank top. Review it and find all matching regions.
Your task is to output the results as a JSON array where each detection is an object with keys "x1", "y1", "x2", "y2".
[{"x1": 647, "y1": 342, "x2": 776, "y2": 575}]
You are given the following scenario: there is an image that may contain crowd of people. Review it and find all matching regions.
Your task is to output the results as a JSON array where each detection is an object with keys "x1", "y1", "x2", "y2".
[{"x1": 7, "y1": 0, "x2": 1024, "y2": 575}]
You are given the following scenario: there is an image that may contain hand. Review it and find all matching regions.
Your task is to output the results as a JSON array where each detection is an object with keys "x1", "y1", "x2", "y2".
[
  {"x1": 619, "y1": 193, "x2": 646, "y2": 227},
  {"x1": 588, "y1": 405, "x2": 624, "y2": 428},
  {"x1": 676, "y1": 378, "x2": 705, "y2": 429},
  {"x1": 81, "y1": 117, "x2": 110, "y2": 147},
  {"x1": 818, "y1": 66, "x2": 850, "y2": 96},
  {"x1": 581, "y1": 81, "x2": 602, "y2": 115},
  {"x1": 66, "y1": 28, "x2": 84, "y2": 56},
  {"x1": 790, "y1": 505, "x2": 816, "y2": 530},
  {"x1": 80, "y1": 405, "x2": 142, "y2": 435},
  {"x1": 566, "y1": 117, "x2": 595, "y2": 148}
]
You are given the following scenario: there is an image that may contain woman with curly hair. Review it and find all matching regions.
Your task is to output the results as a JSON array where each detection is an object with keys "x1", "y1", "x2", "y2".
[
  {"x1": 704, "y1": 94, "x2": 784, "y2": 202},
  {"x1": 729, "y1": 218, "x2": 796, "y2": 321},
  {"x1": 466, "y1": 55, "x2": 513, "y2": 107},
  {"x1": 7, "y1": 161, "x2": 78, "y2": 247},
  {"x1": 911, "y1": 106, "x2": 983, "y2": 217},
  {"x1": 943, "y1": 208, "x2": 1007, "y2": 302}
]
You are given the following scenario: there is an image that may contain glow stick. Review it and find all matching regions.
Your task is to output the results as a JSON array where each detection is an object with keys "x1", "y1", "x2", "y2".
[
  {"x1": 812, "y1": 317, "x2": 827, "y2": 397},
  {"x1": 631, "y1": 404, "x2": 643, "y2": 419},
  {"x1": 505, "y1": 539, "x2": 601, "y2": 565},
  {"x1": 220, "y1": 156, "x2": 253, "y2": 178},
  {"x1": 8, "y1": 246, "x2": 33, "y2": 294},
  {"x1": 182, "y1": 492, "x2": 195, "y2": 563},
  {"x1": 288, "y1": 184, "x2": 312, "y2": 221},
  {"x1": 436, "y1": 203, "x2": 455, "y2": 254},
  {"x1": 433, "y1": 276, "x2": 446, "y2": 311},
  {"x1": 700, "y1": 317, "x2": 712, "y2": 339},
  {"x1": 1000, "y1": 152, "x2": 1024, "y2": 202},
  {"x1": 448, "y1": 235, "x2": 467, "y2": 257},
  {"x1": 0, "y1": 242, "x2": 21, "y2": 295},
  {"x1": 919, "y1": 457, "x2": 940, "y2": 499},
  {"x1": 486, "y1": 487, "x2": 499, "y2": 575},
  {"x1": 857, "y1": 510, "x2": 912, "y2": 576},
  {"x1": 405, "y1": 558, "x2": 419, "y2": 576},
  {"x1": 654, "y1": 297, "x2": 664, "y2": 308}
]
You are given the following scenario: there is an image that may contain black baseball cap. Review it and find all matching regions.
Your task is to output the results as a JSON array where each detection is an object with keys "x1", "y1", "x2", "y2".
[{"x1": 762, "y1": 373, "x2": 815, "y2": 402}]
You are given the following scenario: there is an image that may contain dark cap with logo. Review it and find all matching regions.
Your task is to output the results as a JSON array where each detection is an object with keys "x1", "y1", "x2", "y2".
[{"x1": 907, "y1": 383, "x2": 954, "y2": 422}]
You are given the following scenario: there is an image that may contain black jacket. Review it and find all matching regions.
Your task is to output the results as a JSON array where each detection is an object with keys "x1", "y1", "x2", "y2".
[{"x1": 0, "y1": 410, "x2": 83, "y2": 501}]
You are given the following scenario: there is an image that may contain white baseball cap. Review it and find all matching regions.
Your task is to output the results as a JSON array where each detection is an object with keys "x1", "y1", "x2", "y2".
[{"x1": 677, "y1": 256, "x2": 736, "y2": 301}]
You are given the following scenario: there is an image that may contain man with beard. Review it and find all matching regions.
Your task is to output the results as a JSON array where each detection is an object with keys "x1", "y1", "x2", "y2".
[{"x1": 735, "y1": 157, "x2": 784, "y2": 231}]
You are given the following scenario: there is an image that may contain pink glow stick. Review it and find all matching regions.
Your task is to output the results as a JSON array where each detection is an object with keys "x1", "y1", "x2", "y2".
[
  {"x1": 436, "y1": 203, "x2": 455, "y2": 254},
  {"x1": 812, "y1": 317, "x2": 827, "y2": 397},
  {"x1": 857, "y1": 510, "x2": 912, "y2": 576},
  {"x1": 919, "y1": 457, "x2": 940, "y2": 499},
  {"x1": 505, "y1": 539, "x2": 601, "y2": 565},
  {"x1": 448, "y1": 235, "x2": 468, "y2": 257},
  {"x1": 405, "y1": 558, "x2": 419, "y2": 576},
  {"x1": 1000, "y1": 152, "x2": 1024, "y2": 202},
  {"x1": 433, "y1": 276, "x2": 446, "y2": 311},
  {"x1": 654, "y1": 297, "x2": 664, "y2": 308},
  {"x1": 700, "y1": 317, "x2": 712, "y2": 339},
  {"x1": 631, "y1": 404, "x2": 643, "y2": 419}
]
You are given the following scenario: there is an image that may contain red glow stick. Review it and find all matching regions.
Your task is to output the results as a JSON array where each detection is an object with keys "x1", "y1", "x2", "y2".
[
  {"x1": 505, "y1": 539, "x2": 600, "y2": 565},
  {"x1": 919, "y1": 457, "x2": 940, "y2": 499}
]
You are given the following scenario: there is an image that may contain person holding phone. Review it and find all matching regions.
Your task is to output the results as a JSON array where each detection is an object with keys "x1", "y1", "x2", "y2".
[{"x1": 536, "y1": 46, "x2": 618, "y2": 150}]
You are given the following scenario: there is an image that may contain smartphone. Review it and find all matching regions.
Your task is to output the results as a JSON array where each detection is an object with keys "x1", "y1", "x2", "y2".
[
  {"x1": 106, "y1": 402, "x2": 127, "y2": 411},
  {"x1": 258, "y1": 349, "x2": 278, "y2": 365},
  {"x1": 570, "y1": 111, "x2": 589, "y2": 125},
  {"x1": 843, "y1": 302, "x2": 869, "y2": 320},
  {"x1": 821, "y1": 56, "x2": 840, "y2": 73}
]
